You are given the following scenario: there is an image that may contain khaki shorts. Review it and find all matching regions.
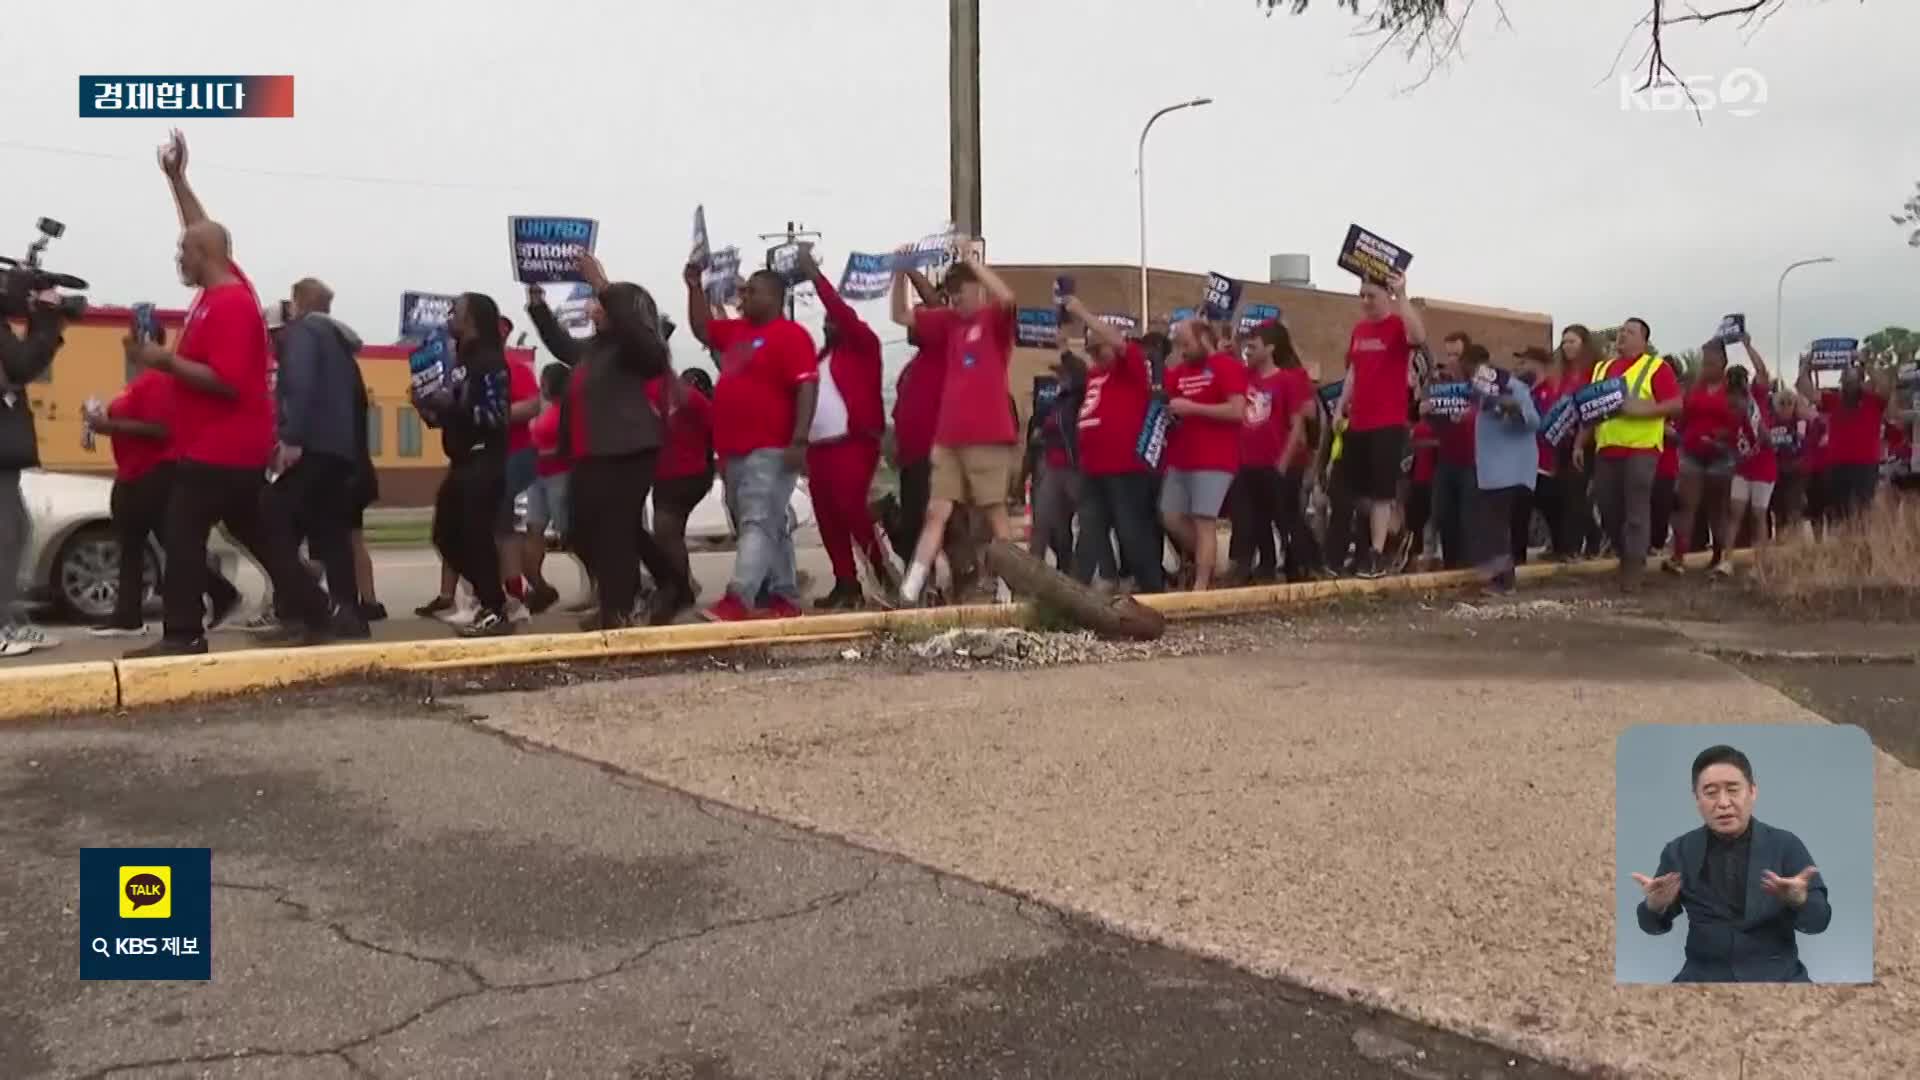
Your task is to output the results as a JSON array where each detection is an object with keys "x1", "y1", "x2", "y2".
[{"x1": 929, "y1": 444, "x2": 1016, "y2": 508}]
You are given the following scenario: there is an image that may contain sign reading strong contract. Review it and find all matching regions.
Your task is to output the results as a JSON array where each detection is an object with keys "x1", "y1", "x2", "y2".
[
  {"x1": 1618, "y1": 68, "x2": 1768, "y2": 118},
  {"x1": 509, "y1": 217, "x2": 599, "y2": 284},
  {"x1": 79, "y1": 76, "x2": 294, "y2": 118}
]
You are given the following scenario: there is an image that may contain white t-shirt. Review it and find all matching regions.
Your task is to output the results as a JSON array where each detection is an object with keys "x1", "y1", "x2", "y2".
[{"x1": 808, "y1": 357, "x2": 849, "y2": 443}]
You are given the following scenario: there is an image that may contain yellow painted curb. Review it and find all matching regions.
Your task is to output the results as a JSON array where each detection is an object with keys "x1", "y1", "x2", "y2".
[
  {"x1": 401, "y1": 630, "x2": 874, "y2": 673},
  {"x1": 0, "y1": 661, "x2": 119, "y2": 723},
  {"x1": 0, "y1": 549, "x2": 1760, "y2": 721}
]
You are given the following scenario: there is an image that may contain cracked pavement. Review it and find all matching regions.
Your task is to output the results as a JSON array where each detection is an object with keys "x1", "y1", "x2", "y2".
[{"x1": 1, "y1": 692, "x2": 1575, "y2": 1079}]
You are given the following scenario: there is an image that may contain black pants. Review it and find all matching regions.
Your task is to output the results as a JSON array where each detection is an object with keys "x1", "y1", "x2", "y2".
[
  {"x1": 1432, "y1": 462, "x2": 1474, "y2": 570},
  {"x1": 110, "y1": 463, "x2": 239, "y2": 628},
  {"x1": 1528, "y1": 471, "x2": 1567, "y2": 559},
  {"x1": 1473, "y1": 485, "x2": 1525, "y2": 580},
  {"x1": 162, "y1": 460, "x2": 327, "y2": 641},
  {"x1": 890, "y1": 459, "x2": 930, "y2": 565},
  {"x1": 635, "y1": 468, "x2": 710, "y2": 599},
  {"x1": 266, "y1": 452, "x2": 360, "y2": 619},
  {"x1": 1651, "y1": 474, "x2": 1676, "y2": 551},
  {"x1": 569, "y1": 451, "x2": 660, "y2": 624},
  {"x1": 1828, "y1": 463, "x2": 1879, "y2": 521},
  {"x1": 1228, "y1": 466, "x2": 1283, "y2": 577},
  {"x1": 1076, "y1": 471, "x2": 1163, "y2": 593},
  {"x1": 432, "y1": 450, "x2": 508, "y2": 615},
  {"x1": 1274, "y1": 469, "x2": 1321, "y2": 580},
  {"x1": 1404, "y1": 482, "x2": 1432, "y2": 561}
]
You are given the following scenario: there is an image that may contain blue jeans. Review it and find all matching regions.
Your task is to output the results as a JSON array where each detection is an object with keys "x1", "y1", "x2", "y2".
[{"x1": 723, "y1": 449, "x2": 799, "y2": 605}]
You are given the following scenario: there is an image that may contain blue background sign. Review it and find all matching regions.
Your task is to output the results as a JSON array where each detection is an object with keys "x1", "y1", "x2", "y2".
[
  {"x1": 838, "y1": 252, "x2": 894, "y2": 301},
  {"x1": 1201, "y1": 273, "x2": 1242, "y2": 322},
  {"x1": 399, "y1": 291, "x2": 456, "y2": 341},
  {"x1": 509, "y1": 216, "x2": 599, "y2": 284},
  {"x1": 1169, "y1": 307, "x2": 1196, "y2": 325},
  {"x1": 1016, "y1": 308, "x2": 1060, "y2": 349},
  {"x1": 1541, "y1": 396, "x2": 1579, "y2": 447},
  {"x1": 1808, "y1": 337, "x2": 1859, "y2": 371},
  {"x1": 1426, "y1": 381, "x2": 1474, "y2": 421},
  {"x1": 1575, "y1": 376, "x2": 1628, "y2": 424},
  {"x1": 1237, "y1": 303, "x2": 1280, "y2": 334},
  {"x1": 80, "y1": 847, "x2": 211, "y2": 981}
]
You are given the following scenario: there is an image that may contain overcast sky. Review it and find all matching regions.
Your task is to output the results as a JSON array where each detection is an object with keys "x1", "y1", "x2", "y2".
[{"x1": 4, "y1": 0, "x2": 1916, "y2": 377}]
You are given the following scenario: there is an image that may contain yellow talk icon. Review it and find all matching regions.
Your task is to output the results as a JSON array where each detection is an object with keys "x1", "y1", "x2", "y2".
[{"x1": 119, "y1": 865, "x2": 171, "y2": 919}]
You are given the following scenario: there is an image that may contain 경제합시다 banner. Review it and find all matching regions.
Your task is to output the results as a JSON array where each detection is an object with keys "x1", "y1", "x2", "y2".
[
  {"x1": 1807, "y1": 337, "x2": 1859, "y2": 370},
  {"x1": 1336, "y1": 224, "x2": 1413, "y2": 285},
  {"x1": 1201, "y1": 272, "x2": 1242, "y2": 323},
  {"x1": 509, "y1": 216, "x2": 598, "y2": 284},
  {"x1": 399, "y1": 291, "x2": 456, "y2": 341}
]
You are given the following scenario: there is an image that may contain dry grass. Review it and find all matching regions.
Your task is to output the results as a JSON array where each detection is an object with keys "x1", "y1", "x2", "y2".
[{"x1": 1750, "y1": 494, "x2": 1920, "y2": 619}]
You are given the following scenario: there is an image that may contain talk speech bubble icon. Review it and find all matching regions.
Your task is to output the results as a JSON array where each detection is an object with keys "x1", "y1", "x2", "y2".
[{"x1": 124, "y1": 872, "x2": 166, "y2": 911}]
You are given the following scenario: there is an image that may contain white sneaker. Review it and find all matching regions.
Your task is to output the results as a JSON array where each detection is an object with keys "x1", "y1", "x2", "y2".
[
  {"x1": 443, "y1": 603, "x2": 479, "y2": 628},
  {"x1": 505, "y1": 598, "x2": 532, "y2": 624},
  {"x1": 993, "y1": 578, "x2": 1013, "y2": 604},
  {"x1": 3, "y1": 622, "x2": 59, "y2": 651},
  {"x1": 232, "y1": 609, "x2": 279, "y2": 634},
  {"x1": 88, "y1": 622, "x2": 149, "y2": 639},
  {"x1": 0, "y1": 640, "x2": 31, "y2": 658}
]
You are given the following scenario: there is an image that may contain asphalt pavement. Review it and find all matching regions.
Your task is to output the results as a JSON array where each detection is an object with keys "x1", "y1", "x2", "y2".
[{"x1": 0, "y1": 686, "x2": 1570, "y2": 1079}]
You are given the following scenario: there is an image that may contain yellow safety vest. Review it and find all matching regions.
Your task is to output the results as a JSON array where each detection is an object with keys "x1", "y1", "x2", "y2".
[{"x1": 1591, "y1": 353, "x2": 1666, "y2": 452}]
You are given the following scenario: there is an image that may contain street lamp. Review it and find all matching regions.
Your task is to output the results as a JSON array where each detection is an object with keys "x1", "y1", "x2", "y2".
[
  {"x1": 1775, "y1": 256, "x2": 1836, "y2": 375},
  {"x1": 1138, "y1": 97, "x2": 1213, "y2": 326}
]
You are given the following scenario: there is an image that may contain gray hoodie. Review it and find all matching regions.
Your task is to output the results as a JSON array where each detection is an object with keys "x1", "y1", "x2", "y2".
[{"x1": 277, "y1": 312, "x2": 365, "y2": 462}]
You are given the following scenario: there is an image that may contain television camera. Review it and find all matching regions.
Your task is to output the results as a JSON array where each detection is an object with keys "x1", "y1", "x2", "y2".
[{"x1": 0, "y1": 218, "x2": 89, "y2": 319}]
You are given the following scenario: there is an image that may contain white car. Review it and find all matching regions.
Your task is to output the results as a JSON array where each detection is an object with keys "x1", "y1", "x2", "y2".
[{"x1": 17, "y1": 469, "x2": 243, "y2": 623}]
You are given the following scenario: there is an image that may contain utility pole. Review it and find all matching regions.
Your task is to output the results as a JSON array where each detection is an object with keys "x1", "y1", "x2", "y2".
[
  {"x1": 949, "y1": 0, "x2": 982, "y2": 242},
  {"x1": 757, "y1": 220, "x2": 823, "y2": 320}
]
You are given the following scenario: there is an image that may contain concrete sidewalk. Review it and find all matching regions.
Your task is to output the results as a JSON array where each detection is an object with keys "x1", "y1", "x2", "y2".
[{"x1": 473, "y1": 616, "x2": 1919, "y2": 1080}]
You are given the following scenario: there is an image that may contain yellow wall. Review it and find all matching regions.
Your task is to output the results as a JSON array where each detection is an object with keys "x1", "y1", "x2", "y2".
[{"x1": 13, "y1": 316, "x2": 449, "y2": 473}]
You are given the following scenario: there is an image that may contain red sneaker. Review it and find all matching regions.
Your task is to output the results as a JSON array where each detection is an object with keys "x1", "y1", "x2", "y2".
[
  {"x1": 700, "y1": 593, "x2": 753, "y2": 623},
  {"x1": 761, "y1": 596, "x2": 804, "y2": 620}
]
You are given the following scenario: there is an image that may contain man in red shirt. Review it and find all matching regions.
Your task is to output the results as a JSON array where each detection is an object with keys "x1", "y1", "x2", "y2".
[
  {"x1": 1063, "y1": 296, "x2": 1163, "y2": 593},
  {"x1": 83, "y1": 363, "x2": 243, "y2": 637},
  {"x1": 797, "y1": 247, "x2": 894, "y2": 609},
  {"x1": 1816, "y1": 364, "x2": 1897, "y2": 520},
  {"x1": 1332, "y1": 272, "x2": 1428, "y2": 578},
  {"x1": 894, "y1": 253, "x2": 1021, "y2": 607},
  {"x1": 685, "y1": 265, "x2": 819, "y2": 622},
  {"x1": 126, "y1": 131, "x2": 334, "y2": 657},
  {"x1": 1160, "y1": 321, "x2": 1248, "y2": 591},
  {"x1": 1421, "y1": 332, "x2": 1475, "y2": 570},
  {"x1": 884, "y1": 269, "x2": 946, "y2": 566}
]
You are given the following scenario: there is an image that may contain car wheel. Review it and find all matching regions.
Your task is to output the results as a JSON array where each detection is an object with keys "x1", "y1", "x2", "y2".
[{"x1": 53, "y1": 525, "x2": 154, "y2": 623}]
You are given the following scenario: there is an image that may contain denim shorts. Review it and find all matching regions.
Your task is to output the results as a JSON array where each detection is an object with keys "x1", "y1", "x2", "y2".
[
  {"x1": 522, "y1": 472, "x2": 569, "y2": 537},
  {"x1": 1160, "y1": 468, "x2": 1234, "y2": 518}
]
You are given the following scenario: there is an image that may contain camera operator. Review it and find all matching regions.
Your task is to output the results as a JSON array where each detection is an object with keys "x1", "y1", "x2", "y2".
[
  {"x1": 0, "y1": 286, "x2": 69, "y2": 656},
  {"x1": 123, "y1": 130, "x2": 333, "y2": 659}
]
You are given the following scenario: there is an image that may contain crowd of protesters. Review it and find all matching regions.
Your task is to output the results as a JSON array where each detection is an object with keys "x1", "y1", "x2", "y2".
[{"x1": 3, "y1": 131, "x2": 1915, "y2": 657}]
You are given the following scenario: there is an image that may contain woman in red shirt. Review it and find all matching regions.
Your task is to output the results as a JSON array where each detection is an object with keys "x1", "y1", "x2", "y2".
[
  {"x1": 1555, "y1": 325, "x2": 1605, "y2": 557},
  {"x1": 1718, "y1": 348, "x2": 1811, "y2": 570},
  {"x1": 1663, "y1": 341, "x2": 1740, "y2": 574},
  {"x1": 633, "y1": 368, "x2": 716, "y2": 623}
]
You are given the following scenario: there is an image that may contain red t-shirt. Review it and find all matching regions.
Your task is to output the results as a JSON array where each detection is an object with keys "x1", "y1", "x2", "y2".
[
  {"x1": 1077, "y1": 342, "x2": 1153, "y2": 477},
  {"x1": 1345, "y1": 314, "x2": 1413, "y2": 433},
  {"x1": 708, "y1": 317, "x2": 818, "y2": 458},
  {"x1": 1735, "y1": 382, "x2": 1778, "y2": 484},
  {"x1": 1804, "y1": 415, "x2": 1830, "y2": 473},
  {"x1": 647, "y1": 378, "x2": 714, "y2": 480},
  {"x1": 1239, "y1": 367, "x2": 1291, "y2": 469},
  {"x1": 923, "y1": 304, "x2": 1019, "y2": 448},
  {"x1": 171, "y1": 264, "x2": 273, "y2": 469},
  {"x1": 530, "y1": 402, "x2": 567, "y2": 477},
  {"x1": 1593, "y1": 355, "x2": 1682, "y2": 460},
  {"x1": 1435, "y1": 409, "x2": 1476, "y2": 468},
  {"x1": 107, "y1": 369, "x2": 176, "y2": 482},
  {"x1": 1820, "y1": 390, "x2": 1888, "y2": 467},
  {"x1": 1532, "y1": 378, "x2": 1565, "y2": 474},
  {"x1": 506, "y1": 359, "x2": 540, "y2": 454},
  {"x1": 1410, "y1": 420, "x2": 1439, "y2": 485},
  {"x1": 892, "y1": 350, "x2": 943, "y2": 468},
  {"x1": 1164, "y1": 352, "x2": 1248, "y2": 473},
  {"x1": 1679, "y1": 380, "x2": 1737, "y2": 461},
  {"x1": 1272, "y1": 367, "x2": 1316, "y2": 473}
]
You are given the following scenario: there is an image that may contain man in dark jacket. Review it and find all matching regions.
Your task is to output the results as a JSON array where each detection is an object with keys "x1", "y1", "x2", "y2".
[
  {"x1": 0, "y1": 289, "x2": 67, "y2": 655},
  {"x1": 525, "y1": 254, "x2": 671, "y2": 630},
  {"x1": 265, "y1": 277, "x2": 368, "y2": 637},
  {"x1": 1632, "y1": 744, "x2": 1832, "y2": 982}
]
